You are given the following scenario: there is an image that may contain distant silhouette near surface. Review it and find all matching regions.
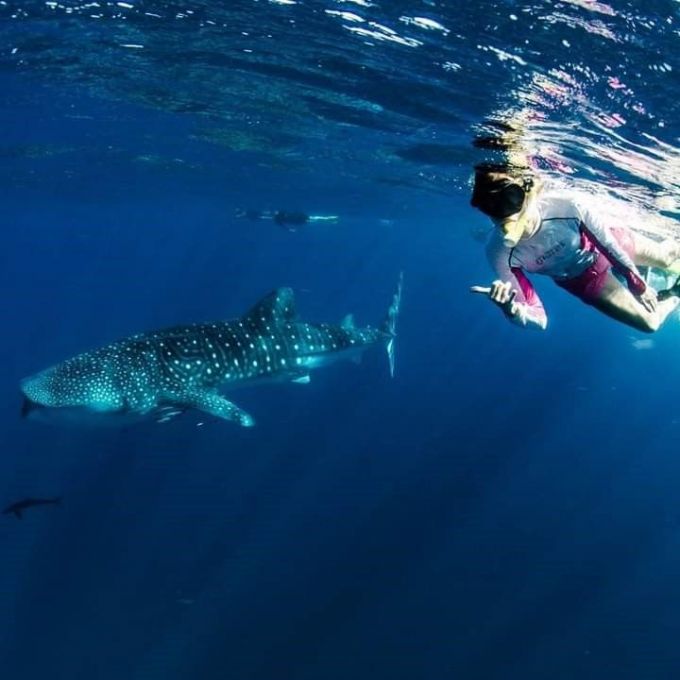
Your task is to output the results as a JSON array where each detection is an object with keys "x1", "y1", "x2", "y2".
[
  {"x1": 3, "y1": 497, "x2": 62, "y2": 519},
  {"x1": 235, "y1": 209, "x2": 339, "y2": 231}
]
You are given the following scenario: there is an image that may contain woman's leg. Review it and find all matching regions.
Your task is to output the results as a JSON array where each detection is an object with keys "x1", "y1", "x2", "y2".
[
  {"x1": 589, "y1": 271, "x2": 680, "y2": 333},
  {"x1": 630, "y1": 233, "x2": 680, "y2": 269},
  {"x1": 629, "y1": 232, "x2": 680, "y2": 298}
]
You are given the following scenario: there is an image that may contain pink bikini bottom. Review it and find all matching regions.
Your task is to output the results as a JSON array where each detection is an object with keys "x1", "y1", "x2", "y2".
[{"x1": 555, "y1": 228, "x2": 635, "y2": 304}]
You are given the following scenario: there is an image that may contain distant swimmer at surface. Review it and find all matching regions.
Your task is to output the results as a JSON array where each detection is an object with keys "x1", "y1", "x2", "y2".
[
  {"x1": 3, "y1": 497, "x2": 62, "y2": 519},
  {"x1": 236, "y1": 209, "x2": 340, "y2": 232},
  {"x1": 469, "y1": 163, "x2": 680, "y2": 333}
]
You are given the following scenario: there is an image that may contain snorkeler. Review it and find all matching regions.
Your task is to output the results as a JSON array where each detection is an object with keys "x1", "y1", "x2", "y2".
[
  {"x1": 236, "y1": 209, "x2": 339, "y2": 232},
  {"x1": 469, "y1": 163, "x2": 680, "y2": 333}
]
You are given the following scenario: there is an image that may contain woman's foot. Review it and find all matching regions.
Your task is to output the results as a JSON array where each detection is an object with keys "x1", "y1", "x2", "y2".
[{"x1": 657, "y1": 275, "x2": 680, "y2": 301}]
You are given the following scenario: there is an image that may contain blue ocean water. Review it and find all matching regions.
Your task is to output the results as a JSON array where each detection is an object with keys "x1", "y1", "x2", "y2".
[{"x1": 2, "y1": 1, "x2": 680, "y2": 678}]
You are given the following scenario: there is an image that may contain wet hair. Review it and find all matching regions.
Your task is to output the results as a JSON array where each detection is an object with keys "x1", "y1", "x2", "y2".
[{"x1": 470, "y1": 163, "x2": 534, "y2": 219}]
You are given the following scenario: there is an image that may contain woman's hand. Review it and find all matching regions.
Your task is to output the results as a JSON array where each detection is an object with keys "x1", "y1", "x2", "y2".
[
  {"x1": 636, "y1": 285, "x2": 658, "y2": 314},
  {"x1": 471, "y1": 280, "x2": 520, "y2": 318}
]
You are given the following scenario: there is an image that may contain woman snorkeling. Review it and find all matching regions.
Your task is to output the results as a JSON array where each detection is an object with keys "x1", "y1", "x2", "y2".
[{"x1": 469, "y1": 163, "x2": 680, "y2": 333}]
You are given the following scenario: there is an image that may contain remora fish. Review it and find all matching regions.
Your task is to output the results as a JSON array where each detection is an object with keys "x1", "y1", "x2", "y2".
[{"x1": 21, "y1": 276, "x2": 402, "y2": 427}]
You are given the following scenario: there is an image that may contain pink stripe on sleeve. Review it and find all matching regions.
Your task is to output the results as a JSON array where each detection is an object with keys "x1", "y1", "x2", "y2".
[{"x1": 511, "y1": 266, "x2": 539, "y2": 305}]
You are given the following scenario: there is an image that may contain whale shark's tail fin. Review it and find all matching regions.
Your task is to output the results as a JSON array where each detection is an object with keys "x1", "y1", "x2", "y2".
[{"x1": 381, "y1": 272, "x2": 403, "y2": 378}]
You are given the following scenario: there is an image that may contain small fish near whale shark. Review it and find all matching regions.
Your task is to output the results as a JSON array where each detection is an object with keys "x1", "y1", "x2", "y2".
[
  {"x1": 21, "y1": 275, "x2": 403, "y2": 428},
  {"x1": 3, "y1": 497, "x2": 62, "y2": 519}
]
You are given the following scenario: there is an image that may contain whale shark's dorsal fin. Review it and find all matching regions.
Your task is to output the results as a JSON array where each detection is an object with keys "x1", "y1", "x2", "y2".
[
  {"x1": 245, "y1": 288, "x2": 297, "y2": 326},
  {"x1": 341, "y1": 314, "x2": 355, "y2": 330}
]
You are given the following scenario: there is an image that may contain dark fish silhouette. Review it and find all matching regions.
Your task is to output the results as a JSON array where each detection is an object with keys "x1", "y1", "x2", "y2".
[{"x1": 3, "y1": 497, "x2": 62, "y2": 519}]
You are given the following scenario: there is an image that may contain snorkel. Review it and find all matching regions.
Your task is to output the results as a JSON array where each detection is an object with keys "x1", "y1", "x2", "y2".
[{"x1": 470, "y1": 165, "x2": 541, "y2": 247}]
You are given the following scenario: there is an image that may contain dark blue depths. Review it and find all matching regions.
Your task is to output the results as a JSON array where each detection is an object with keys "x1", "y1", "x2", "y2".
[
  {"x1": 3, "y1": 137, "x2": 680, "y2": 680},
  {"x1": 2, "y1": 9, "x2": 680, "y2": 680}
]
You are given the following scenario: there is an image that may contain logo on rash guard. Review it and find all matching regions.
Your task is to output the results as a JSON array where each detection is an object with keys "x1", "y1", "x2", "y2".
[{"x1": 536, "y1": 242, "x2": 566, "y2": 266}]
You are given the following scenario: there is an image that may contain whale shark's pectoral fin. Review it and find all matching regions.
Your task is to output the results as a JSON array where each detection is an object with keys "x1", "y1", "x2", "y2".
[
  {"x1": 291, "y1": 374, "x2": 310, "y2": 384},
  {"x1": 178, "y1": 391, "x2": 255, "y2": 427}
]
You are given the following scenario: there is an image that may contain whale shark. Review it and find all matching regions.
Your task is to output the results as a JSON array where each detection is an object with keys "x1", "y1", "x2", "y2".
[{"x1": 21, "y1": 276, "x2": 402, "y2": 427}]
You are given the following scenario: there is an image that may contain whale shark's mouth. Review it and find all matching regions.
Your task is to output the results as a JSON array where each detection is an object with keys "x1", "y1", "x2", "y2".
[
  {"x1": 20, "y1": 397, "x2": 88, "y2": 423},
  {"x1": 21, "y1": 396, "x2": 42, "y2": 419},
  {"x1": 19, "y1": 396, "x2": 148, "y2": 428}
]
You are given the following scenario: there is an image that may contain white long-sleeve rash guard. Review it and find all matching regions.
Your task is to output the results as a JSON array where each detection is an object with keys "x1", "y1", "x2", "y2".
[{"x1": 486, "y1": 192, "x2": 646, "y2": 330}]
